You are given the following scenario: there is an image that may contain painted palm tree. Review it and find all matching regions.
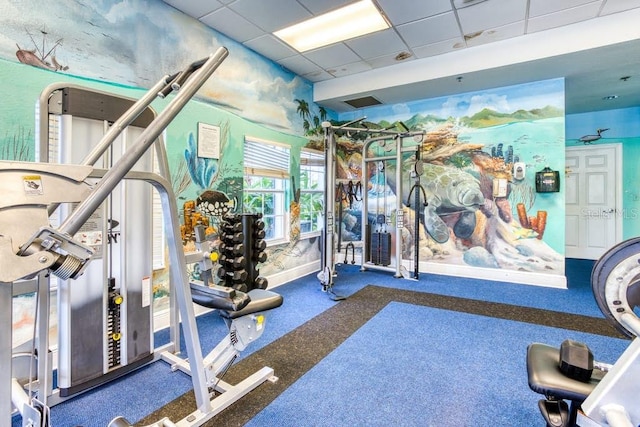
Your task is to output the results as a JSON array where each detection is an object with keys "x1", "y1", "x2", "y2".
[
  {"x1": 318, "y1": 106, "x2": 327, "y2": 122},
  {"x1": 295, "y1": 99, "x2": 331, "y2": 136},
  {"x1": 295, "y1": 98, "x2": 311, "y2": 120}
]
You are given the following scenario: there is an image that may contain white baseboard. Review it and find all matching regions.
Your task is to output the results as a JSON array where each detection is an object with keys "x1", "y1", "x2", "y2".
[
  {"x1": 333, "y1": 252, "x2": 567, "y2": 289},
  {"x1": 154, "y1": 301, "x2": 211, "y2": 332},
  {"x1": 416, "y1": 260, "x2": 567, "y2": 289},
  {"x1": 264, "y1": 260, "x2": 321, "y2": 289}
]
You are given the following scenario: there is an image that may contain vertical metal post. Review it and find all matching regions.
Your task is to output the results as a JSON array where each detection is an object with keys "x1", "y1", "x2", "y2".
[
  {"x1": 360, "y1": 139, "x2": 370, "y2": 272},
  {"x1": 321, "y1": 123, "x2": 335, "y2": 288},
  {"x1": 1, "y1": 282, "x2": 12, "y2": 426},
  {"x1": 395, "y1": 136, "x2": 403, "y2": 278},
  {"x1": 36, "y1": 271, "x2": 52, "y2": 405},
  {"x1": 153, "y1": 178, "x2": 212, "y2": 412},
  {"x1": 150, "y1": 136, "x2": 181, "y2": 353}
]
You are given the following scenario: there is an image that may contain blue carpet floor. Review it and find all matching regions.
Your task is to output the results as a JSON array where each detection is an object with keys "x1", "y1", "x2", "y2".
[
  {"x1": 246, "y1": 301, "x2": 627, "y2": 427},
  {"x1": 329, "y1": 258, "x2": 602, "y2": 318},
  {"x1": 12, "y1": 258, "x2": 616, "y2": 426}
]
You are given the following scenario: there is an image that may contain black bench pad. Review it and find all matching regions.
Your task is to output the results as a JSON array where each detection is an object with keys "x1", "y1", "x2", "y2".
[
  {"x1": 220, "y1": 288, "x2": 283, "y2": 319},
  {"x1": 190, "y1": 282, "x2": 250, "y2": 311},
  {"x1": 527, "y1": 343, "x2": 604, "y2": 402}
]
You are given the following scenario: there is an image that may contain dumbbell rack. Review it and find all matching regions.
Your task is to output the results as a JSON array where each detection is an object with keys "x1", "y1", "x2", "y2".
[{"x1": 217, "y1": 213, "x2": 268, "y2": 291}]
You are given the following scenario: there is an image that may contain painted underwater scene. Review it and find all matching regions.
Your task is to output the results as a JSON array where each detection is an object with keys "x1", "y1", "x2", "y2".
[{"x1": 334, "y1": 114, "x2": 565, "y2": 276}]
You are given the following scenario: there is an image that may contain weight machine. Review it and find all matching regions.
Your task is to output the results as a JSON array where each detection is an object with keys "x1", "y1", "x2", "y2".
[
  {"x1": 527, "y1": 237, "x2": 640, "y2": 427},
  {"x1": 318, "y1": 120, "x2": 423, "y2": 298},
  {"x1": 35, "y1": 83, "x2": 158, "y2": 401},
  {"x1": 3, "y1": 47, "x2": 282, "y2": 427}
]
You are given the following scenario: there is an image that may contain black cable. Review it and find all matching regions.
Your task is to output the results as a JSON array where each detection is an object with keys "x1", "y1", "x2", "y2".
[
  {"x1": 406, "y1": 184, "x2": 428, "y2": 208},
  {"x1": 336, "y1": 183, "x2": 348, "y2": 253}
]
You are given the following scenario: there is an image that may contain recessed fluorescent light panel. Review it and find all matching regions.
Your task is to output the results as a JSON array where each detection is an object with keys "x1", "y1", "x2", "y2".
[{"x1": 273, "y1": 0, "x2": 390, "y2": 52}]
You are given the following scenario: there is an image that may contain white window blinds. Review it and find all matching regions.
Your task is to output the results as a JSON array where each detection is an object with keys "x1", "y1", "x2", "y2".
[
  {"x1": 300, "y1": 148, "x2": 325, "y2": 167},
  {"x1": 244, "y1": 137, "x2": 290, "y2": 178}
]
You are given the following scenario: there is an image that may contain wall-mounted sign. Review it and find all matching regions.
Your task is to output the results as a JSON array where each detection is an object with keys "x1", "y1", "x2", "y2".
[{"x1": 197, "y1": 122, "x2": 220, "y2": 159}]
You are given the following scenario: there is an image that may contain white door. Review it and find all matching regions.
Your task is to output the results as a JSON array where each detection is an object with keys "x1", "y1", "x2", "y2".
[{"x1": 565, "y1": 144, "x2": 622, "y2": 259}]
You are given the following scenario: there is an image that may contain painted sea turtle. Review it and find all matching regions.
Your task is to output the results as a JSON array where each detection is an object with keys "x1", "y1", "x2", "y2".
[{"x1": 196, "y1": 190, "x2": 237, "y2": 217}]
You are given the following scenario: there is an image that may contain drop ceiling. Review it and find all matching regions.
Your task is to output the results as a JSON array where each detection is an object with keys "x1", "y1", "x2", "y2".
[{"x1": 162, "y1": 0, "x2": 640, "y2": 115}]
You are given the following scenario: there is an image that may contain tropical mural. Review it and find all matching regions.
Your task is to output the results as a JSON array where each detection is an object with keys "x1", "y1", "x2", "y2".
[
  {"x1": 334, "y1": 79, "x2": 566, "y2": 276},
  {"x1": 0, "y1": 0, "x2": 318, "y2": 135}
]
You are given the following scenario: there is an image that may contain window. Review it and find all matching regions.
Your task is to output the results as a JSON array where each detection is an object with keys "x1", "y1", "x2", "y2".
[
  {"x1": 299, "y1": 149, "x2": 325, "y2": 235},
  {"x1": 243, "y1": 137, "x2": 290, "y2": 243}
]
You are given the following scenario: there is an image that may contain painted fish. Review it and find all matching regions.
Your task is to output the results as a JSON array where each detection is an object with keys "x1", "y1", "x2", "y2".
[{"x1": 196, "y1": 190, "x2": 237, "y2": 217}]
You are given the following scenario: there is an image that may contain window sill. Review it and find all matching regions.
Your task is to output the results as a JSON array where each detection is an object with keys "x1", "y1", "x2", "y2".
[
  {"x1": 300, "y1": 231, "x2": 321, "y2": 239},
  {"x1": 266, "y1": 238, "x2": 289, "y2": 248}
]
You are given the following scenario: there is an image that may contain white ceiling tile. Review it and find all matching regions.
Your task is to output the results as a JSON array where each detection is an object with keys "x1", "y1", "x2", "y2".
[
  {"x1": 529, "y1": 0, "x2": 601, "y2": 17},
  {"x1": 200, "y1": 8, "x2": 265, "y2": 43},
  {"x1": 528, "y1": 3, "x2": 602, "y2": 33},
  {"x1": 345, "y1": 29, "x2": 408, "y2": 59},
  {"x1": 396, "y1": 12, "x2": 460, "y2": 47},
  {"x1": 302, "y1": 69, "x2": 334, "y2": 82},
  {"x1": 304, "y1": 43, "x2": 361, "y2": 69},
  {"x1": 163, "y1": 0, "x2": 223, "y2": 19},
  {"x1": 457, "y1": 0, "x2": 527, "y2": 35},
  {"x1": 411, "y1": 38, "x2": 465, "y2": 59},
  {"x1": 465, "y1": 21, "x2": 524, "y2": 47},
  {"x1": 328, "y1": 61, "x2": 373, "y2": 77},
  {"x1": 278, "y1": 55, "x2": 324, "y2": 75},
  {"x1": 243, "y1": 34, "x2": 298, "y2": 61},
  {"x1": 601, "y1": 0, "x2": 640, "y2": 14},
  {"x1": 377, "y1": 0, "x2": 452, "y2": 25},
  {"x1": 297, "y1": 0, "x2": 351, "y2": 14},
  {"x1": 228, "y1": 0, "x2": 312, "y2": 32},
  {"x1": 366, "y1": 51, "x2": 416, "y2": 68}
]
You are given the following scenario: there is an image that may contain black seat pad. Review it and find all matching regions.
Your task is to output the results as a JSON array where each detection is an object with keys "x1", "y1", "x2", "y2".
[
  {"x1": 527, "y1": 343, "x2": 604, "y2": 402},
  {"x1": 190, "y1": 282, "x2": 250, "y2": 311},
  {"x1": 220, "y1": 288, "x2": 283, "y2": 319}
]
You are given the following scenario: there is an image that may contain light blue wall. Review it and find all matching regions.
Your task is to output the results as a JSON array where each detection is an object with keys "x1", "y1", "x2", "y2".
[{"x1": 566, "y1": 107, "x2": 640, "y2": 239}]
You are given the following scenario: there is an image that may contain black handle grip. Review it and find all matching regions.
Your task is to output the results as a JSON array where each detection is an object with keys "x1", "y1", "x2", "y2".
[{"x1": 158, "y1": 57, "x2": 209, "y2": 98}]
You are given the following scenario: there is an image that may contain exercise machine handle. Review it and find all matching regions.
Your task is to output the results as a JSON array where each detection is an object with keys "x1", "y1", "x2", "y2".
[
  {"x1": 59, "y1": 47, "x2": 228, "y2": 239},
  {"x1": 159, "y1": 57, "x2": 210, "y2": 98}
]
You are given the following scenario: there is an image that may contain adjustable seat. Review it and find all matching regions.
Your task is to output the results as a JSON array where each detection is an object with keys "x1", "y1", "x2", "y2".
[{"x1": 527, "y1": 343, "x2": 606, "y2": 427}]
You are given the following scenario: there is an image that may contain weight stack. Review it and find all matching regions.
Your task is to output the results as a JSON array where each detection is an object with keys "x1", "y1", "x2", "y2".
[
  {"x1": 365, "y1": 223, "x2": 371, "y2": 262},
  {"x1": 370, "y1": 230, "x2": 391, "y2": 266}
]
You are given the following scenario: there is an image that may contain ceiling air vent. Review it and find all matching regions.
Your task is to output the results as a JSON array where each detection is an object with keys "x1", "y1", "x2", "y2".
[
  {"x1": 343, "y1": 96, "x2": 382, "y2": 108},
  {"x1": 453, "y1": 0, "x2": 489, "y2": 9}
]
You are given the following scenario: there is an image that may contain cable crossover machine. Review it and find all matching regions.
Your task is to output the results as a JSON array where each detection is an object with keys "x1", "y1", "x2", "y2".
[{"x1": 318, "y1": 118, "x2": 425, "y2": 300}]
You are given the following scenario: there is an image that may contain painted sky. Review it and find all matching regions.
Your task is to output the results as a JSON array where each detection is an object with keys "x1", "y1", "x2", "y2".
[
  {"x1": 339, "y1": 78, "x2": 565, "y2": 123},
  {"x1": 0, "y1": 0, "x2": 314, "y2": 133}
]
